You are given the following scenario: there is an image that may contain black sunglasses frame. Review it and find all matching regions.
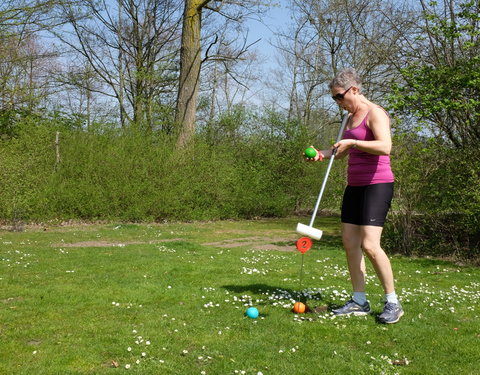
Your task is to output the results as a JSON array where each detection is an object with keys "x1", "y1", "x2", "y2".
[{"x1": 331, "y1": 86, "x2": 353, "y2": 101}]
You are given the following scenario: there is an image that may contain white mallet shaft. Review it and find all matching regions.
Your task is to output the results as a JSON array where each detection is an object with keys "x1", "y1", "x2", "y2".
[{"x1": 296, "y1": 113, "x2": 349, "y2": 239}]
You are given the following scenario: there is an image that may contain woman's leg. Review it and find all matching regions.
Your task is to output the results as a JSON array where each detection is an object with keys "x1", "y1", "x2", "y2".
[
  {"x1": 360, "y1": 225, "x2": 395, "y2": 294},
  {"x1": 333, "y1": 223, "x2": 371, "y2": 315},
  {"x1": 342, "y1": 223, "x2": 366, "y2": 292}
]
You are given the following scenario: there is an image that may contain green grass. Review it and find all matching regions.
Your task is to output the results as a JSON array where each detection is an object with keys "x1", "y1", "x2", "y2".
[{"x1": 1, "y1": 217, "x2": 479, "y2": 374}]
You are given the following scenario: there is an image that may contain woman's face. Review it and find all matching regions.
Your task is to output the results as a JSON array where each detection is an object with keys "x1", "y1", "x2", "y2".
[{"x1": 331, "y1": 86, "x2": 355, "y2": 110}]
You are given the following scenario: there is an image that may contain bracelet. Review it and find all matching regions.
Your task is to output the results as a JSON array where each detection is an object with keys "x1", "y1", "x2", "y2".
[{"x1": 352, "y1": 139, "x2": 358, "y2": 148}]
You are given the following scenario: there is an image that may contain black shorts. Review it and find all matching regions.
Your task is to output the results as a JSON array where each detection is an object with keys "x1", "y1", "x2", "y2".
[{"x1": 341, "y1": 183, "x2": 394, "y2": 227}]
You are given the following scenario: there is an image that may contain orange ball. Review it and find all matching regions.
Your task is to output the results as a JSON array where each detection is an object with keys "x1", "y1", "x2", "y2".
[{"x1": 293, "y1": 302, "x2": 306, "y2": 314}]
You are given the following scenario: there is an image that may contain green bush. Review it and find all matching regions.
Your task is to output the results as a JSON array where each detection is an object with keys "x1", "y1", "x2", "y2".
[
  {"x1": 384, "y1": 134, "x2": 480, "y2": 262},
  {"x1": 0, "y1": 117, "x2": 58, "y2": 221},
  {"x1": 0, "y1": 111, "x2": 329, "y2": 223},
  {"x1": 384, "y1": 212, "x2": 479, "y2": 263},
  {"x1": 2, "y1": 112, "x2": 478, "y2": 264}
]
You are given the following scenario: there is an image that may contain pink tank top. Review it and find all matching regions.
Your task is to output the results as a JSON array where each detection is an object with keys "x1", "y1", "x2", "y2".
[{"x1": 342, "y1": 112, "x2": 394, "y2": 186}]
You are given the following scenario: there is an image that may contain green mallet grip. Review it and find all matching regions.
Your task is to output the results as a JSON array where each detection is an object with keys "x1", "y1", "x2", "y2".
[{"x1": 304, "y1": 147, "x2": 317, "y2": 158}]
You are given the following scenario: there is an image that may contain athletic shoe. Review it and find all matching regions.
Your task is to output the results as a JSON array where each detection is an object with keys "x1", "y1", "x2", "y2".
[
  {"x1": 378, "y1": 302, "x2": 404, "y2": 324},
  {"x1": 332, "y1": 299, "x2": 371, "y2": 316}
]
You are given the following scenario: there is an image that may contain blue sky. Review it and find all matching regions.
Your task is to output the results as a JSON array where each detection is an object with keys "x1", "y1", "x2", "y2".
[
  {"x1": 244, "y1": 1, "x2": 291, "y2": 63},
  {"x1": 239, "y1": 1, "x2": 292, "y2": 106}
]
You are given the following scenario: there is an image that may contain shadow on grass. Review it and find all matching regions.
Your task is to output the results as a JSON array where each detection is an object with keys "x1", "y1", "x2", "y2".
[
  {"x1": 222, "y1": 283, "x2": 295, "y2": 296},
  {"x1": 221, "y1": 283, "x2": 335, "y2": 309},
  {"x1": 223, "y1": 284, "x2": 398, "y2": 324}
]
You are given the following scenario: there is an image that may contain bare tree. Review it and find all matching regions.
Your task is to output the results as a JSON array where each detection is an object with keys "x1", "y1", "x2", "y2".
[
  {"x1": 1, "y1": 0, "x2": 56, "y2": 29},
  {"x1": 271, "y1": 0, "x2": 416, "y2": 130},
  {"x1": 197, "y1": 35, "x2": 262, "y2": 145},
  {"x1": 0, "y1": 0, "x2": 62, "y2": 122},
  {"x1": 201, "y1": 25, "x2": 262, "y2": 113},
  {"x1": 0, "y1": 32, "x2": 58, "y2": 117},
  {"x1": 338, "y1": 0, "x2": 479, "y2": 147},
  {"x1": 175, "y1": 0, "x2": 271, "y2": 148},
  {"x1": 57, "y1": 61, "x2": 101, "y2": 129},
  {"x1": 270, "y1": 0, "x2": 355, "y2": 135},
  {"x1": 51, "y1": 0, "x2": 182, "y2": 131}
]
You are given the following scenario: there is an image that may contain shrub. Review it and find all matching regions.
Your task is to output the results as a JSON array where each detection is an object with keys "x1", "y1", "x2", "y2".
[{"x1": 384, "y1": 134, "x2": 479, "y2": 262}]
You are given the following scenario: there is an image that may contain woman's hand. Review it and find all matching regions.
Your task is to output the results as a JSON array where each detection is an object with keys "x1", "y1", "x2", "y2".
[
  {"x1": 332, "y1": 139, "x2": 356, "y2": 158},
  {"x1": 304, "y1": 146, "x2": 324, "y2": 162}
]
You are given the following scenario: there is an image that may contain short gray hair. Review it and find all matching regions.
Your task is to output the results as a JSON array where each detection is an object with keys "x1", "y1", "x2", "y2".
[{"x1": 329, "y1": 68, "x2": 362, "y2": 92}]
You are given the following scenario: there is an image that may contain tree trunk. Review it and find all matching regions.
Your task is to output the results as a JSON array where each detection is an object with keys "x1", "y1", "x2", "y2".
[
  {"x1": 118, "y1": 0, "x2": 125, "y2": 128},
  {"x1": 175, "y1": 0, "x2": 206, "y2": 148}
]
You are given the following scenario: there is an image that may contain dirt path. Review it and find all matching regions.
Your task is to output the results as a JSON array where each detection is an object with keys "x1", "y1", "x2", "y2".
[
  {"x1": 204, "y1": 234, "x2": 298, "y2": 252},
  {"x1": 52, "y1": 233, "x2": 298, "y2": 252},
  {"x1": 52, "y1": 238, "x2": 184, "y2": 248}
]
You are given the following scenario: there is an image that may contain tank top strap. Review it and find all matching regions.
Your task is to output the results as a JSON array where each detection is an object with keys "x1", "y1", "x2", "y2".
[{"x1": 363, "y1": 106, "x2": 390, "y2": 128}]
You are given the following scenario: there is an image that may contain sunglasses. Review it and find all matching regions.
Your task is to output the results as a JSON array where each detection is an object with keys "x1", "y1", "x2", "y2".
[{"x1": 331, "y1": 86, "x2": 353, "y2": 101}]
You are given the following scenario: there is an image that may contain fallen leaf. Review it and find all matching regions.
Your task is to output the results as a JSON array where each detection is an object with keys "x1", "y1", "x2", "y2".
[{"x1": 311, "y1": 305, "x2": 328, "y2": 313}]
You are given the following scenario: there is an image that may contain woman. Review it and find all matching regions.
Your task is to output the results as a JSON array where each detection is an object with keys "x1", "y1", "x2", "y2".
[{"x1": 307, "y1": 68, "x2": 403, "y2": 324}]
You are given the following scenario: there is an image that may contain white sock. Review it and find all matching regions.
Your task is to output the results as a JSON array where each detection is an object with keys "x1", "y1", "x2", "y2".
[
  {"x1": 385, "y1": 292, "x2": 398, "y2": 304},
  {"x1": 353, "y1": 292, "x2": 367, "y2": 305}
]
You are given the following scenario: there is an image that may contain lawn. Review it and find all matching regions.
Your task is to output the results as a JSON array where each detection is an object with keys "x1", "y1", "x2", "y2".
[{"x1": 1, "y1": 217, "x2": 479, "y2": 374}]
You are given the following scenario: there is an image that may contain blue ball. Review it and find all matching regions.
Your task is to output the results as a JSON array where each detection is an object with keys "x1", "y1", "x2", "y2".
[{"x1": 246, "y1": 307, "x2": 259, "y2": 319}]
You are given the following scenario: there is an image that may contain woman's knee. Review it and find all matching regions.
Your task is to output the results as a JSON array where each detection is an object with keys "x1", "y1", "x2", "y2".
[
  {"x1": 342, "y1": 223, "x2": 362, "y2": 250},
  {"x1": 361, "y1": 240, "x2": 383, "y2": 259},
  {"x1": 343, "y1": 235, "x2": 360, "y2": 252}
]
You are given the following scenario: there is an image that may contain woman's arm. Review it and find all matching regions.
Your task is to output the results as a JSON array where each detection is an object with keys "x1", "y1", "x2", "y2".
[
  {"x1": 305, "y1": 147, "x2": 347, "y2": 161},
  {"x1": 305, "y1": 147, "x2": 331, "y2": 161},
  {"x1": 333, "y1": 107, "x2": 392, "y2": 156}
]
